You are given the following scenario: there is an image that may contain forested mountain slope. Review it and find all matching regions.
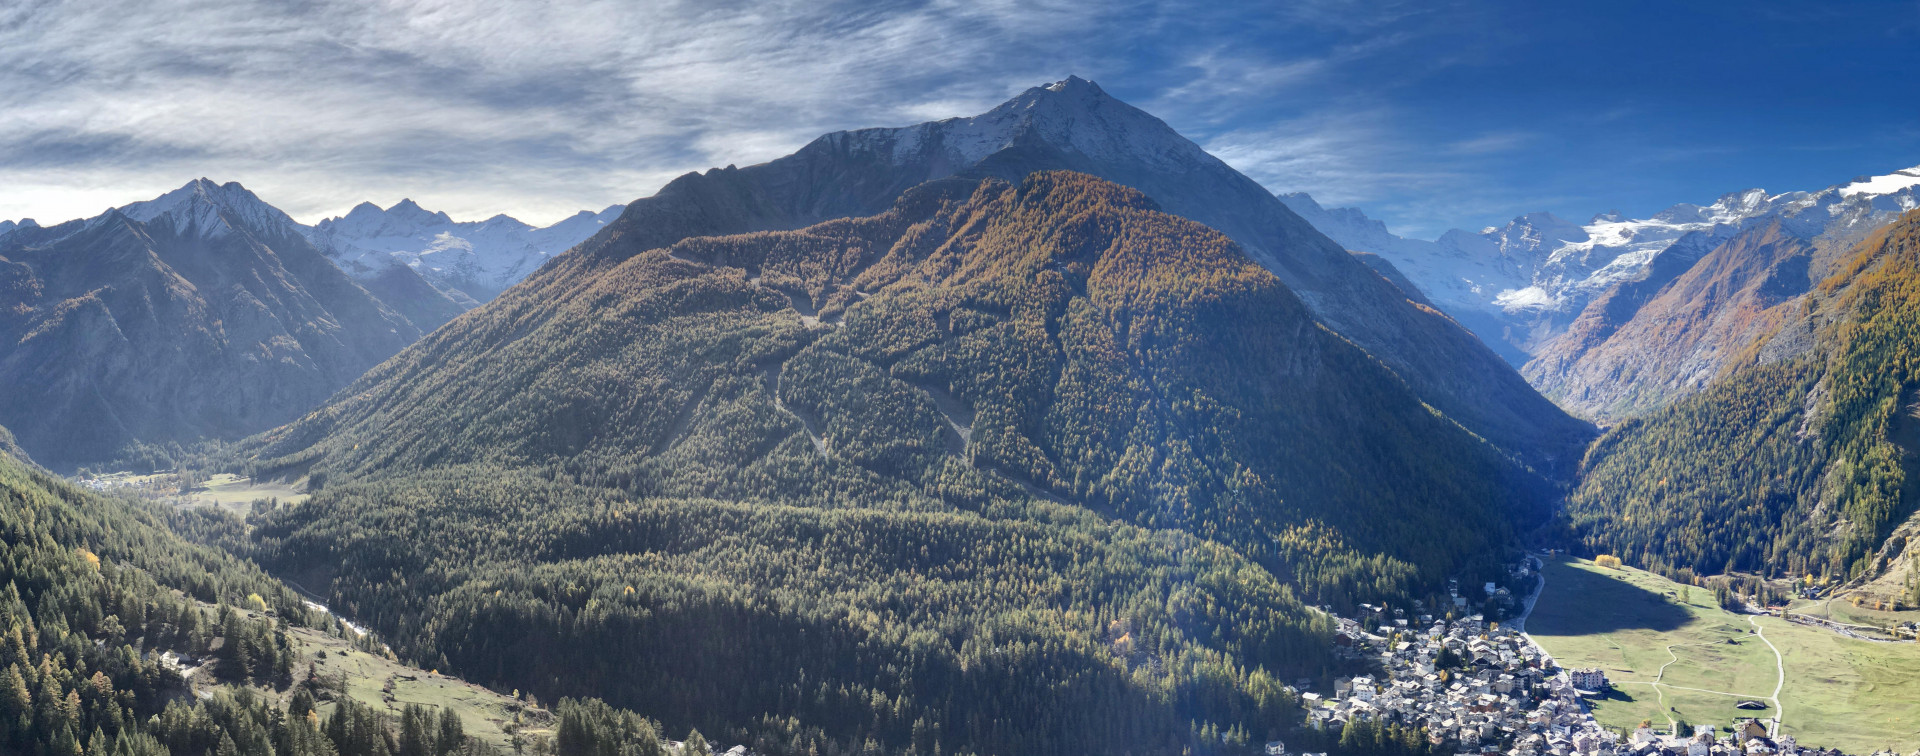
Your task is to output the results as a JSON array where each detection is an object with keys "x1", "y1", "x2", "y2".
[
  {"x1": 227, "y1": 173, "x2": 1544, "y2": 755},
  {"x1": 0, "y1": 433, "x2": 688, "y2": 755},
  {"x1": 0, "y1": 179, "x2": 451, "y2": 470},
  {"x1": 478, "y1": 76, "x2": 1590, "y2": 474},
  {"x1": 1565, "y1": 208, "x2": 1920, "y2": 584},
  {"x1": 0, "y1": 436, "x2": 346, "y2": 755}
]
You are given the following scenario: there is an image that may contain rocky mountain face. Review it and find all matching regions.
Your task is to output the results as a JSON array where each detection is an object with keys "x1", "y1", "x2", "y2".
[
  {"x1": 1565, "y1": 207, "x2": 1920, "y2": 585},
  {"x1": 234, "y1": 172, "x2": 1551, "y2": 754},
  {"x1": 1285, "y1": 165, "x2": 1920, "y2": 421},
  {"x1": 0, "y1": 179, "x2": 430, "y2": 470},
  {"x1": 504, "y1": 76, "x2": 1590, "y2": 472},
  {"x1": 305, "y1": 198, "x2": 622, "y2": 301},
  {"x1": 1523, "y1": 219, "x2": 1819, "y2": 419},
  {"x1": 1523, "y1": 168, "x2": 1920, "y2": 420}
]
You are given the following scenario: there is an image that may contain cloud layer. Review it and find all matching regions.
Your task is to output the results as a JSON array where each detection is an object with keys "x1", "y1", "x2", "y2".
[
  {"x1": 1, "y1": 0, "x2": 1914, "y2": 236},
  {"x1": 0, "y1": 0, "x2": 1139, "y2": 224}
]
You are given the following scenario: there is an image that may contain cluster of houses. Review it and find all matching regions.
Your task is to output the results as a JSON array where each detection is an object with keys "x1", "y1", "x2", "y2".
[
  {"x1": 1616, "y1": 723, "x2": 1863, "y2": 756},
  {"x1": 1305, "y1": 605, "x2": 1615, "y2": 755},
  {"x1": 1300, "y1": 601, "x2": 1889, "y2": 756}
]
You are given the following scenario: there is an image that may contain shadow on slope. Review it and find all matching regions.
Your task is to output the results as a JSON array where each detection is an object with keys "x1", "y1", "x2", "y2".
[{"x1": 1529, "y1": 557, "x2": 1690, "y2": 635}]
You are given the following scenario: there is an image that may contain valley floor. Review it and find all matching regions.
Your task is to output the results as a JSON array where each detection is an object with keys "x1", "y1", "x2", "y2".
[
  {"x1": 83, "y1": 470, "x2": 309, "y2": 514},
  {"x1": 1527, "y1": 557, "x2": 1920, "y2": 753}
]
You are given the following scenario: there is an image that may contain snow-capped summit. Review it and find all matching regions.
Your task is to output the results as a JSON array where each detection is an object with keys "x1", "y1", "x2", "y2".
[
  {"x1": 113, "y1": 178, "x2": 304, "y2": 241},
  {"x1": 827, "y1": 75, "x2": 1216, "y2": 178},
  {"x1": 1836, "y1": 165, "x2": 1920, "y2": 198},
  {"x1": 1282, "y1": 162, "x2": 1920, "y2": 361},
  {"x1": 384, "y1": 198, "x2": 454, "y2": 227},
  {"x1": 306, "y1": 200, "x2": 622, "y2": 300}
]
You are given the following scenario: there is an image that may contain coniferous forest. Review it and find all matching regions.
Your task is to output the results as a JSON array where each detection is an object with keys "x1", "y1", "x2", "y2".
[
  {"x1": 1566, "y1": 209, "x2": 1920, "y2": 581},
  {"x1": 0, "y1": 430, "x2": 720, "y2": 755},
  {"x1": 183, "y1": 173, "x2": 1546, "y2": 755}
]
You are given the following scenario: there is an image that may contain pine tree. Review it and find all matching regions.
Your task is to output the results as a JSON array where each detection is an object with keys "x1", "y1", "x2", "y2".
[
  {"x1": 399, "y1": 704, "x2": 433, "y2": 756},
  {"x1": 436, "y1": 708, "x2": 465, "y2": 755},
  {"x1": 0, "y1": 663, "x2": 27, "y2": 721},
  {"x1": 52, "y1": 724, "x2": 85, "y2": 756},
  {"x1": 685, "y1": 729, "x2": 712, "y2": 756}
]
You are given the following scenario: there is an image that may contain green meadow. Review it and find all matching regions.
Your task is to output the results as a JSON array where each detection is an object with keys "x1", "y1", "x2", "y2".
[{"x1": 1527, "y1": 557, "x2": 1920, "y2": 753}]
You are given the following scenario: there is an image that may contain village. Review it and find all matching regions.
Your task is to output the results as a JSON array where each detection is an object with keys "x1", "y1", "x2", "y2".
[{"x1": 1275, "y1": 558, "x2": 1891, "y2": 756}]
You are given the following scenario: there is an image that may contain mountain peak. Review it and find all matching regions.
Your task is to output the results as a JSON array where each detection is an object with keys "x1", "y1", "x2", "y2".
[
  {"x1": 824, "y1": 74, "x2": 1203, "y2": 175},
  {"x1": 1043, "y1": 74, "x2": 1105, "y2": 96},
  {"x1": 0, "y1": 218, "x2": 36, "y2": 237},
  {"x1": 114, "y1": 178, "x2": 297, "y2": 239},
  {"x1": 385, "y1": 198, "x2": 452, "y2": 225}
]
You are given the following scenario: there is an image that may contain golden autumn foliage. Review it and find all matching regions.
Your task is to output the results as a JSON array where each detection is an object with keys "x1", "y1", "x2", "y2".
[
  {"x1": 215, "y1": 172, "x2": 1539, "y2": 756},
  {"x1": 1568, "y1": 208, "x2": 1920, "y2": 582}
]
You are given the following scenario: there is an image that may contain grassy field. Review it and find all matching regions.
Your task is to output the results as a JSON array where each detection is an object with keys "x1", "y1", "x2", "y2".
[
  {"x1": 192, "y1": 472, "x2": 309, "y2": 509},
  {"x1": 1760, "y1": 614, "x2": 1920, "y2": 753},
  {"x1": 196, "y1": 606, "x2": 555, "y2": 750},
  {"x1": 1527, "y1": 557, "x2": 1920, "y2": 753},
  {"x1": 87, "y1": 470, "x2": 308, "y2": 514},
  {"x1": 292, "y1": 625, "x2": 555, "y2": 749}
]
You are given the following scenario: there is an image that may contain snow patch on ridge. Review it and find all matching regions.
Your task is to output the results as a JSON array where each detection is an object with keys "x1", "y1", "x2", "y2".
[
  {"x1": 1838, "y1": 166, "x2": 1920, "y2": 198},
  {"x1": 1283, "y1": 160, "x2": 1920, "y2": 357},
  {"x1": 306, "y1": 200, "x2": 622, "y2": 298},
  {"x1": 837, "y1": 76, "x2": 1215, "y2": 175}
]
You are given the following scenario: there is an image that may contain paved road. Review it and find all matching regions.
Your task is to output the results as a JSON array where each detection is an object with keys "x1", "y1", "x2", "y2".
[{"x1": 1511, "y1": 554, "x2": 1545, "y2": 633}]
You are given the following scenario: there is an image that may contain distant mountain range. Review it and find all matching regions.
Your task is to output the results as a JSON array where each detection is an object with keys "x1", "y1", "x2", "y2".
[
  {"x1": 0, "y1": 180, "x2": 623, "y2": 469},
  {"x1": 0, "y1": 179, "x2": 434, "y2": 469},
  {"x1": 303, "y1": 198, "x2": 622, "y2": 300},
  {"x1": 2, "y1": 186, "x2": 621, "y2": 308},
  {"x1": 1283, "y1": 165, "x2": 1920, "y2": 420}
]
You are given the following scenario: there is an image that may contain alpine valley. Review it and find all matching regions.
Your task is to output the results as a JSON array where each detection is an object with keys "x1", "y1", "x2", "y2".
[
  {"x1": 5, "y1": 65, "x2": 1920, "y2": 756},
  {"x1": 0, "y1": 181, "x2": 622, "y2": 471}
]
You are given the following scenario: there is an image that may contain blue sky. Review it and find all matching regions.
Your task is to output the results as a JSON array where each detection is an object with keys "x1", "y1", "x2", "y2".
[{"x1": 1, "y1": 0, "x2": 1915, "y2": 236}]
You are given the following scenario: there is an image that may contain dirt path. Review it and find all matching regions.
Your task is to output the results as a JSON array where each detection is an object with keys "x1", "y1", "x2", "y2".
[
  {"x1": 1612, "y1": 635, "x2": 1779, "y2": 733},
  {"x1": 765, "y1": 364, "x2": 827, "y2": 455},
  {"x1": 1610, "y1": 640, "x2": 1752, "y2": 730},
  {"x1": 1748, "y1": 616, "x2": 1785, "y2": 735}
]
